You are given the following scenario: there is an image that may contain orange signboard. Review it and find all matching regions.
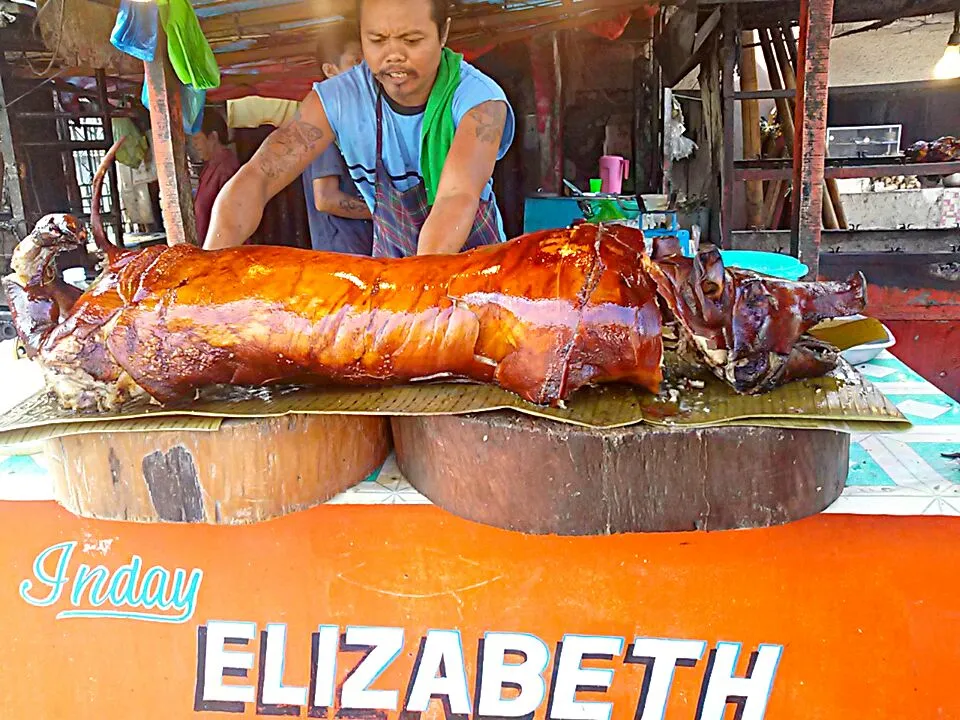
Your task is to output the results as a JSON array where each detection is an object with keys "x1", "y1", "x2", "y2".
[{"x1": 0, "y1": 500, "x2": 956, "y2": 718}]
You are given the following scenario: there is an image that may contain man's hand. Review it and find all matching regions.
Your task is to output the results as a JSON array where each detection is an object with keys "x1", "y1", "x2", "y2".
[
  {"x1": 313, "y1": 177, "x2": 373, "y2": 220},
  {"x1": 417, "y1": 100, "x2": 507, "y2": 255},
  {"x1": 203, "y1": 92, "x2": 334, "y2": 250}
]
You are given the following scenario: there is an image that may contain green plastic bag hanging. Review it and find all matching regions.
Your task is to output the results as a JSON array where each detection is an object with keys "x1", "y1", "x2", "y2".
[
  {"x1": 158, "y1": 0, "x2": 220, "y2": 90},
  {"x1": 111, "y1": 118, "x2": 149, "y2": 168}
]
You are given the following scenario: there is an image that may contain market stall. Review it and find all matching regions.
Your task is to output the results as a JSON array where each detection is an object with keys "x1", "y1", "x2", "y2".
[
  {"x1": 663, "y1": 3, "x2": 960, "y2": 398},
  {"x1": 0, "y1": 1, "x2": 958, "y2": 718},
  {"x1": 0, "y1": 343, "x2": 958, "y2": 717}
]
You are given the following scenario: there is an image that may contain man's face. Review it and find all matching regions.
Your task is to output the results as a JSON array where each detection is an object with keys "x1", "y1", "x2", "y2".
[{"x1": 359, "y1": 0, "x2": 448, "y2": 107}]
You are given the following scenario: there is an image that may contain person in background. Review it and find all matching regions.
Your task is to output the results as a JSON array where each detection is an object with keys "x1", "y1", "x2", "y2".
[
  {"x1": 189, "y1": 111, "x2": 240, "y2": 243},
  {"x1": 303, "y1": 24, "x2": 373, "y2": 254}
]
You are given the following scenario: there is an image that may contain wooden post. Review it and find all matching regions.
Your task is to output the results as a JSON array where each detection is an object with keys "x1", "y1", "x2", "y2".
[
  {"x1": 719, "y1": 6, "x2": 737, "y2": 247},
  {"x1": 699, "y1": 37, "x2": 723, "y2": 243},
  {"x1": 757, "y1": 28, "x2": 789, "y2": 230},
  {"x1": 769, "y1": 24, "x2": 839, "y2": 231},
  {"x1": 790, "y1": 0, "x2": 834, "y2": 277},
  {"x1": 739, "y1": 30, "x2": 764, "y2": 228},
  {"x1": 530, "y1": 33, "x2": 563, "y2": 195},
  {"x1": 661, "y1": 87, "x2": 674, "y2": 195},
  {"x1": 634, "y1": 17, "x2": 663, "y2": 196},
  {"x1": 95, "y1": 68, "x2": 124, "y2": 243},
  {"x1": 0, "y1": 63, "x2": 27, "y2": 245},
  {"x1": 143, "y1": 26, "x2": 198, "y2": 246}
]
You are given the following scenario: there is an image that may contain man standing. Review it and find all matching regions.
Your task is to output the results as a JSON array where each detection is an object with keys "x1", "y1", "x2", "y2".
[
  {"x1": 303, "y1": 25, "x2": 374, "y2": 254},
  {"x1": 204, "y1": 0, "x2": 515, "y2": 257},
  {"x1": 189, "y1": 111, "x2": 240, "y2": 243}
]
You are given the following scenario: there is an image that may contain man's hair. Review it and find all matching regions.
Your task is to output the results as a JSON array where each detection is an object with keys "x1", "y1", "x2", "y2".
[
  {"x1": 200, "y1": 110, "x2": 228, "y2": 144},
  {"x1": 355, "y1": 0, "x2": 450, "y2": 35},
  {"x1": 316, "y1": 22, "x2": 361, "y2": 67}
]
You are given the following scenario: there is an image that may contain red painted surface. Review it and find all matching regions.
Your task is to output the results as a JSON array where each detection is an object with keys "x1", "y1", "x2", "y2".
[
  {"x1": 818, "y1": 267, "x2": 960, "y2": 399},
  {"x1": 864, "y1": 285, "x2": 960, "y2": 321},
  {"x1": 884, "y1": 320, "x2": 960, "y2": 400},
  {"x1": 861, "y1": 286, "x2": 960, "y2": 400}
]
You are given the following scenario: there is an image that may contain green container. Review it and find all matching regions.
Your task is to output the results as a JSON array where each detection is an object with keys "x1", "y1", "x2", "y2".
[{"x1": 580, "y1": 196, "x2": 640, "y2": 223}]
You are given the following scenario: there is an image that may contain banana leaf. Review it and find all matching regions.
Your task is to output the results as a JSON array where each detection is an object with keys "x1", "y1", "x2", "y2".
[{"x1": 0, "y1": 357, "x2": 909, "y2": 447}]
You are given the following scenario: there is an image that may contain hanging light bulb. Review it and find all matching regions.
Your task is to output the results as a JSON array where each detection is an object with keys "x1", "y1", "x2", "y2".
[{"x1": 934, "y1": 9, "x2": 960, "y2": 79}]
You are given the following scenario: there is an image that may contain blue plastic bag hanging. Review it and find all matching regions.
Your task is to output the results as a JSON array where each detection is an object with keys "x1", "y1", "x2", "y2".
[
  {"x1": 181, "y1": 84, "x2": 206, "y2": 134},
  {"x1": 110, "y1": 0, "x2": 159, "y2": 63},
  {"x1": 141, "y1": 81, "x2": 205, "y2": 135}
]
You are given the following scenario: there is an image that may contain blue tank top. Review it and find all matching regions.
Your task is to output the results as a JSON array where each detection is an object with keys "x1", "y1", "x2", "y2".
[{"x1": 314, "y1": 60, "x2": 516, "y2": 241}]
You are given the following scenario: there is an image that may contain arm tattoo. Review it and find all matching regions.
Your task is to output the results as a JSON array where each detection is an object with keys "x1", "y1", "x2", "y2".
[
  {"x1": 468, "y1": 102, "x2": 506, "y2": 145},
  {"x1": 255, "y1": 111, "x2": 325, "y2": 180},
  {"x1": 339, "y1": 196, "x2": 369, "y2": 214}
]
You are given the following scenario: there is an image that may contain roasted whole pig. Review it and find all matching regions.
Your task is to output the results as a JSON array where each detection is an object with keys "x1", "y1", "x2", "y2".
[{"x1": 3, "y1": 144, "x2": 867, "y2": 412}]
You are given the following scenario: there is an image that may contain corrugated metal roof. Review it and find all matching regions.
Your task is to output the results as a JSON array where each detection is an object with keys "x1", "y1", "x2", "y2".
[
  {"x1": 0, "y1": 0, "x2": 653, "y2": 99},
  {"x1": 198, "y1": 0, "x2": 652, "y2": 57}
]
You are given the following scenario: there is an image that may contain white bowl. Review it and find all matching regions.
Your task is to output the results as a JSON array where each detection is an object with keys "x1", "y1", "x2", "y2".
[{"x1": 833, "y1": 315, "x2": 897, "y2": 366}]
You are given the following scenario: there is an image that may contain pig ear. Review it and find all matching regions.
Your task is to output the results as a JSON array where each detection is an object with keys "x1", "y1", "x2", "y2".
[{"x1": 694, "y1": 246, "x2": 725, "y2": 300}]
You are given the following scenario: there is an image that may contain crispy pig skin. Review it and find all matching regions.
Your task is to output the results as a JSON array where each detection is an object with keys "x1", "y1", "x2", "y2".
[
  {"x1": 4, "y1": 171, "x2": 868, "y2": 412},
  {"x1": 4, "y1": 221, "x2": 665, "y2": 409},
  {"x1": 103, "y1": 223, "x2": 664, "y2": 406}
]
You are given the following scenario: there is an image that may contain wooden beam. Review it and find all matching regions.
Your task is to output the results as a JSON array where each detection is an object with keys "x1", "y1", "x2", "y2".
[
  {"x1": 655, "y1": 1, "x2": 697, "y2": 86},
  {"x1": 0, "y1": 64, "x2": 28, "y2": 241},
  {"x1": 530, "y1": 32, "x2": 563, "y2": 195},
  {"x1": 456, "y1": 6, "x2": 643, "y2": 49},
  {"x1": 219, "y1": 70, "x2": 320, "y2": 86},
  {"x1": 201, "y1": 0, "x2": 352, "y2": 38},
  {"x1": 203, "y1": 0, "x2": 650, "y2": 42},
  {"x1": 739, "y1": 30, "x2": 764, "y2": 228},
  {"x1": 734, "y1": 88, "x2": 795, "y2": 99},
  {"x1": 730, "y1": 228, "x2": 960, "y2": 254},
  {"x1": 736, "y1": 159, "x2": 960, "y2": 180},
  {"x1": 769, "y1": 21, "x2": 840, "y2": 230},
  {"x1": 656, "y1": 6, "x2": 721, "y2": 87},
  {"x1": 635, "y1": 28, "x2": 661, "y2": 194},
  {"x1": 699, "y1": 36, "x2": 723, "y2": 243},
  {"x1": 213, "y1": 41, "x2": 318, "y2": 68},
  {"x1": 700, "y1": 0, "x2": 958, "y2": 25},
  {"x1": 790, "y1": 0, "x2": 834, "y2": 277},
  {"x1": 143, "y1": 26, "x2": 197, "y2": 247},
  {"x1": 720, "y1": 7, "x2": 736, "y2": 246},
  {"x1": 200, "y1": 0, "x2": 648, "y2": 47}
]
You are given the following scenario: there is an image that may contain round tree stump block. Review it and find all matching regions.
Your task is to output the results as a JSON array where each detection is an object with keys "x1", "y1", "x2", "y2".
[
  {"x1": 392, "y1": 412, "x2": 849, "y2": 535},
  {"x1": 44, "y1": 414, "x2": 390, "y2": 524}
]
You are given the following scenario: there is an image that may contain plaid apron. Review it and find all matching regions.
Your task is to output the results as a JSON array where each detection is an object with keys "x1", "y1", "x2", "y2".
[{"x1": 372, "y1": 92, "x2": 503, "y2": 258}]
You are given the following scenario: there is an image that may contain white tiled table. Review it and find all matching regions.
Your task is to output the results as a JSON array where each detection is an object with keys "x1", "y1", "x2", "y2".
[{"x1": 1, "y1": 341, "x2": 957, "y2": 513}]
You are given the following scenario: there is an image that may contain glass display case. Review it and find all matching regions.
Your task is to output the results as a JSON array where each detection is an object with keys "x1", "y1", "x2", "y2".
[{"x1": 827, "y1": 124, "x2": 902, "y2": 158}]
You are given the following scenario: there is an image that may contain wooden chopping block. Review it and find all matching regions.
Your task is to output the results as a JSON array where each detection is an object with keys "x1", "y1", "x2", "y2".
[
  {"x1": 392, "y1": 412, "x2": 848, "y2": 535},
  {"x1": 44, "y1": 414, "x2": 390, "y2": 524}
]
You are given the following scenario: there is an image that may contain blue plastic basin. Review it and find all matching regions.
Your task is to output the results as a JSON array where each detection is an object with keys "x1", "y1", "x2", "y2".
[{"x1": 719, "y1": 250, "x2": 808, "y2": 281}]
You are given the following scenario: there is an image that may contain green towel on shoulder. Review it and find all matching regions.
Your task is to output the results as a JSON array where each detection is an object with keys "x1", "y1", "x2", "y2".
[{"x1": 420, "y1": 47, "x2": 463, "y2": 206}]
